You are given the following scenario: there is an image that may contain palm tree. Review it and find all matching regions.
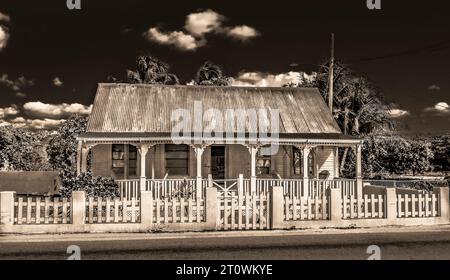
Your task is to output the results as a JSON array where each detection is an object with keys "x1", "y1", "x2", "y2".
[
  {"x1": 127, "y1": 55, "x2": 180, "y2": 85},
  {"x1": 194, "y1": 61, "x2": 231, "y2": 86},
  {"x1": 289, "y1": 60, "x2": 393, "y2": 175}
]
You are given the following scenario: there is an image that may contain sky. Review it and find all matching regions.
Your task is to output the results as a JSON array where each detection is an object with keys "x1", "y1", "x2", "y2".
[{"x1": 0, "y1": 0, "x2": 449, "y2": 133}]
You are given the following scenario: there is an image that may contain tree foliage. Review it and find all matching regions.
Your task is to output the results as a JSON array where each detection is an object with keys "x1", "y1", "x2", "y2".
[
  {"x1": 430, "y1": 134, "x2": 450, "y2": 171},
  {"x1": 343, "y1": 135, "x2": 434, "y2": 178},
  {"x1": 47, "y1": 115, "x2": 88, "y2": 171},
  {"x1": 0, "y1": 126, "x2": 51, "y2": 171},
  {"x1": 194, "y1": 61, "x2": 231, "y2": 86},
  {"x1": 127, "y1": 55, "x2": 180, "y2": 85},
  {"x1": 46, "y1": 115, "x2": 118, "y2": 197}
]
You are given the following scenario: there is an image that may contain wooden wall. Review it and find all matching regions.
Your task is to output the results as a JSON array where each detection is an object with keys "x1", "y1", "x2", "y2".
[{"x1": 91, "y1": 144, "x2": 337, "y2": 180}]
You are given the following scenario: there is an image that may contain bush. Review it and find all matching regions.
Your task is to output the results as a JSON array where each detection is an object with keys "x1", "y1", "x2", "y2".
[{"x1": 59, "y1": 169, "x2": 119, "y2": 198}]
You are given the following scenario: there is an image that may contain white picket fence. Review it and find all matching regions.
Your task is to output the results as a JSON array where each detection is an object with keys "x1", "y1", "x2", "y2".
[
  {"x1": 85, "y1": 197, "x2": 140, "y2": 223},
  {"x1": 152, "y1": 197, "x2": 205, "y2": 224},
  {"x1": 397, "y1": 193, "x2": 439, "y2": 218},
  {"x1": 342, "y1": 194, "x2": 385, "y2": 219},
  {"x1": 217, "y1": 191, "x2": 270, "y2": 230},
  {"x1": 14, "y1": 196, "x2": 71, "y2": 225},
  {"x1": 284, "y1": 195, "x2": 329, "y2": 221}
]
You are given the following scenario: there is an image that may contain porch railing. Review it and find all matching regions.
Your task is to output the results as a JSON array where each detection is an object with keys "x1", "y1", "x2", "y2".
[
  {"x1": 118, "y1": 177, "x2": 358, "y2": 200},
  {"x1": 118, "y1": 179, "x2": 140, "y2": 200}
]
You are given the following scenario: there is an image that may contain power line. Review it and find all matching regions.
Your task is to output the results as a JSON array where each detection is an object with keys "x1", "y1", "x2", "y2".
[{"x1": 348, "y1": 38, "x2": 450, "y2": 63}]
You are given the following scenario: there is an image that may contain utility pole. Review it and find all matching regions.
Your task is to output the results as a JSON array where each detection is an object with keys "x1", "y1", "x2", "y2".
[{"x1": 328, "y1": 33, "x2": 334, "y2": 112}]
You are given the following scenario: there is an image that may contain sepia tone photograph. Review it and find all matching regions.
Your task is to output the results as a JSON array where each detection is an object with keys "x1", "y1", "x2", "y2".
[{"x1": 0, "y1": 0, "x2": 450, "y2": 267}]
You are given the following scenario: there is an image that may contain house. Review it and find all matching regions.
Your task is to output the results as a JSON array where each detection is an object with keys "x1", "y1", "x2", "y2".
[
  {"x1": 0, "y1": 171, "x2": 61, "y2": 196},
  {"x1": 76, "y1": 84, "x2": 363, "y2": 198}
]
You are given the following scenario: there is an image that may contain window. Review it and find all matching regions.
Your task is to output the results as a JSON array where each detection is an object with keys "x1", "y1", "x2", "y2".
[
  {"x1": 112, "y1": 144, "x2": 138, "y2": 177},
  {"x1": 256, "y1": 149, "x2": 271, "y2": 176},
  {"x1": 293, "y1": 147, "x2": 315, "y2": 177},
  {"x1": 165, "y1": 144, "x2": 189, "y2": 176},
  {"x1": 112, "y1": 144, "x2": 125, "y2": 175},
  {"x1": 128, "y1": 145, "x2": 137, "y2": 176}
]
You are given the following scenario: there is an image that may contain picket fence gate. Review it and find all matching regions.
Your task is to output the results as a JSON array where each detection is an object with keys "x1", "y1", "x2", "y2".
[
  {"x1": 217, "y1": 191, "x2": 270, "y2": 230},
  {"x1": 152, "y1": 197, "x2": 205, "y2": 224}
]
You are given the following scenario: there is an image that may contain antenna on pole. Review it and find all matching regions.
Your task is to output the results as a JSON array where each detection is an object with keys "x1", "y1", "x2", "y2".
[{"x1": 328, "y1": 33, "x2": 335, "y2": 113}]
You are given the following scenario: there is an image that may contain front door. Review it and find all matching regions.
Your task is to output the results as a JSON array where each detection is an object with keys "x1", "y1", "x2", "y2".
[{"x1": 211, "y1": 146, "x2": 225, "y2": 180}]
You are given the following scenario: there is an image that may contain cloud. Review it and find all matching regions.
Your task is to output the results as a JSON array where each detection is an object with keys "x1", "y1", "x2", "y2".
[
  {"x1": 185, "y1": 9, "x2": 224, "y2": 36},
  {"x1": 8, "y1": 116, "x2": 64, "y2": 130},
  {"x1": 15, "y1": 92, "x2": 27, "y2": 98},
  {"x1": 0, "y1": 106, "x2": 19, "y2": 118},
  {"x1": 23, "y1": 102, "x2": 92, "y2": 118},
  {"x1": 0, "y1": 74, "x2": 34, "y2": 91},
  {"x1": 53, "y1": 77, "x2": 63, "y2": 87},
  {"x1": 424, "y1": 102, "x2": 450, "y2": 116},
  {"x1": 428, "y1": 85, "x2": 441, "y2": 91},
  {"x1": 0, "y1": 12, "x2": 10, "y2": 22},
  {"x1": 0, "y1": 26, "x2": 9, "y2": 51},
  {"x1": 226, "y1": 25, "x2": 259, "y2": 41},
  {"x1": 388, "y1": 108, "x2": 410, "y2": 118},
  {"x1": 143, "y1": 27, "x2": 201, "y2": 51},
  {"x1": 231, "y1": 71, "x2": 315, "y2": 87},
  {"x1": 144, "y1": 9, "x2": 259, "y2": 51}
]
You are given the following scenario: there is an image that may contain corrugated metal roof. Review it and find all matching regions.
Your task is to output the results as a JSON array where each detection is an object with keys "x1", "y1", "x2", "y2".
[{"x1": 86, "y1": 83, "x2": 342, "y2": 135}]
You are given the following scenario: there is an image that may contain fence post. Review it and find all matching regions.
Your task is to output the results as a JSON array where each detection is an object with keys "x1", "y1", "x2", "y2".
[
  {"x1": 328, "y1": 188, "x2": 342, "y2": 222},
  {"x1": 0, "y1": 192, "x2": 15, "y2": 226},
  {"x1": 238, "y1": 174, "x2": 244, "y2": 194},
  {"x1": 270, "y1": 186, "x2": 284, "y2": 229},
  {"x1": 140, "y1": 191, "x2": 153, "y2": 228},
  {"x1": 385, "y1": 187, "x2": 397, "y2": 222},
  {"x1": 72, "y1": 191, "x2": 86, "y2": 226},
  {"x1": 206, "y1": 187, "x2": 218, "y2": 230},
  {"x1": 435, "y1": 186, "x2": 449, "y2": 222}
]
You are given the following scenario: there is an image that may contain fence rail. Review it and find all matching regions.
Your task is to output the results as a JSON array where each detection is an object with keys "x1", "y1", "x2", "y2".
[{"x1": 14, "y1": 196, "x2": 71, "y2": 225}]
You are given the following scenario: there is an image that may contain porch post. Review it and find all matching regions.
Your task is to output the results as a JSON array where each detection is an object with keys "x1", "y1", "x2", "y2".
[
  {"x1": 194, "y1": 146, "x2": 205, "y2": 199},
  {"x1": 248, "y1": 145, "x2": 259, "y2": 193},
  {"x1": 138, "y1": 144, "x2": 150, "y2": 192},
  {"x1": 303, "y1": 146, "x2": 310, "y2": 198},
  {"x1": 80, "y1": 144, "x2": 90, "y2": 174},
  {"x1": 76, "y1": 141, "x2": 82, "y2": 175},
  {"x1": 334, "y1": 147, "x2": 340, "y2": 178},
  {"x1": 356, "y1": 143, "x2": 363, "y2": 200}
]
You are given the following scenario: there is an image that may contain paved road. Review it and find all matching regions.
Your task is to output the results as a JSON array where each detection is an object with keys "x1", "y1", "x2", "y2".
[{"x1": 2, "y1": 229, "x2": 450, "y2": 260}]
